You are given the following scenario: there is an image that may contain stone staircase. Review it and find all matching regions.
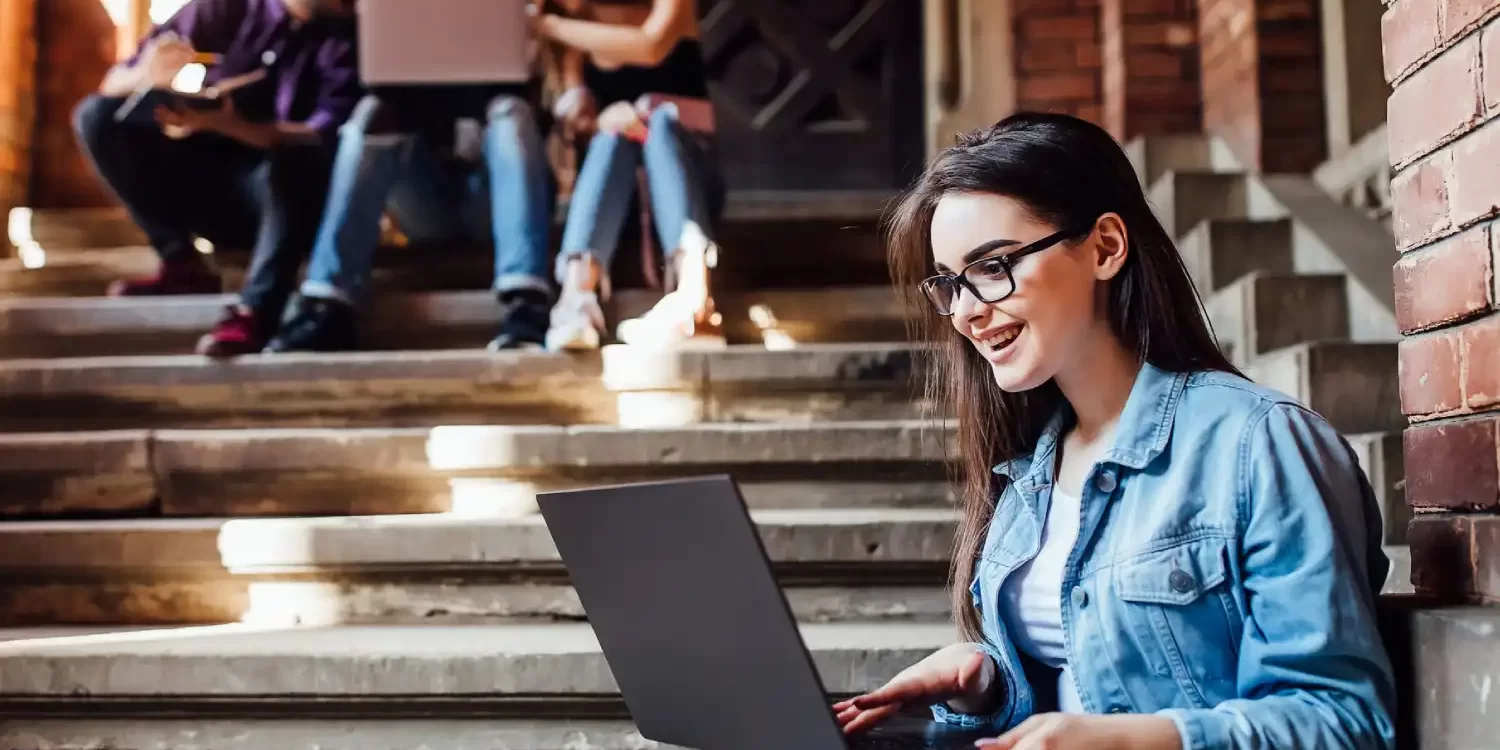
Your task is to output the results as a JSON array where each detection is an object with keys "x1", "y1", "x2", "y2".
[{"x1": 0, "y1": 136, "x2": 1411, "y2": 749}]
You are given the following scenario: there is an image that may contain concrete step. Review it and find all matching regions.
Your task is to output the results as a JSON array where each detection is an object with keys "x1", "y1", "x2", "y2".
[
  {"x1": 6, "y1": 207, "x2": 147, "y2": 254},
  {"x1": 0, "y1": 420, "x2": 952, "y2": 518},
  {"x1": 0, "y1": 508, "x2": 955, "y2": 625},
  {"x1": 1147, "y1": 170, "x2": 1252, "y2": 239},
  {"x1": 1243, "y1": 341, "x2": 1403, "y2": 435},
  {"x1": 0, "y1": 247, "x2": 160, "y2": 297},
  {"x1": 0, "y1": 718, "x2": 674, "y2": 750},
  {"x1": 0, "y1": 343, "x2": 923, "y2": 432},
  {"x1": 0, "y1": 621, "x2": 952, "y2": 710},
  {"x1": 1401, "y1": 607, "x2": 1500, "y2": 748},
  {"x1": 0, "y1": 286, "x2": 905, "y2": 359},
  {"x1": 1124, "y1": 134, "x2": 1242, "y2": 187},
  {"x1": 1205, "y1": 270, "x2": 1349, "y2": 367},
  {"x1": 1349, "y1": 432, "x2": 1409, "y2": 546},
  {"x1": 0, "y1": 349, "x2": 610, "y2": 432},
  {"x1": 1177, "y1": 218, "x2": 1295, "y2": 294},
  {"x1": 603, "y1": 342, "x2": 924, "y2": 427}
]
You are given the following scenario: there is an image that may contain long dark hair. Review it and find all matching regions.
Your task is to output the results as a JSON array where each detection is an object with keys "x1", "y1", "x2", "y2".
[{"x1": 885, "y1": 113, "x2": 1240, "y2": 642}]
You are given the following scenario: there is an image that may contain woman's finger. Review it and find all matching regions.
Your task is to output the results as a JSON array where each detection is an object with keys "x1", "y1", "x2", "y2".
[
  {"x1": 832, "y1": 698, "x2": 858, "y2": 712},
  {"x1": 840, "y1": 704, "x2": 901, "y2": 735},
  {"x1": 851, "y1": 675, "x2": 928, "y2": 709},
  {"x1": 975, "y1": 715, "x2": 1045, "y2": 749}
]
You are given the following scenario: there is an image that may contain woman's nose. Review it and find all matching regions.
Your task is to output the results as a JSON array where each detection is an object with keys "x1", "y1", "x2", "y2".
[{"x1": 950, "y1": 285, "x2": 986, "y2": 324}]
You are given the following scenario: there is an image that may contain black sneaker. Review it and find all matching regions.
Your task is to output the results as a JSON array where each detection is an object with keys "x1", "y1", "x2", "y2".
[
  {"x1": 487, "y1": 289, "x2": 549, "y2": 351},
  {"x1": 263, "y1": 297, "x2": 357, "y2": 353}
]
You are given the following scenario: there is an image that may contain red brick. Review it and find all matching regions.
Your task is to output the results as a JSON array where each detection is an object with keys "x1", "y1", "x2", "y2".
[
  {"x1": 1020, "y1": 72, "x2": 1099, "y2": 102},
  {"x1": 1389, "y1": 36, "x2": 1485, "y2": 166},
  {"x1": 1404, "y1": 416, "x2": 1500, "y2": 509},
  {"x1": 1442, "y1": 0, "x2": 1500, "y2": 43},
  {"x1": 1025, "y1": 16, "x2": 1099, "y2": 40},
  {"x1": 1463, "y1": 314, "x2": 1500, "y2": 408},
  {"x1": 1408, "y1": 514, "x2": 1474, "y2": 598},
  {"x1": 1259, "y1": 28, "x2": 1321, "y2": 57},
  {"x1": 1401, "y1": 330, "x2": 1466, "y2": 415},
  {"x1": 1124, "y1": 52, "x2": 1188, "y2": 77},
  {"x1": 1021, "y1": 44, "x2": 1090, "y2": 72},
  {"x1": 1391, "y1": 152, "x2": 1456, "y2": 249},
  {"x1": 1076, "y1": 44, "x2": 1103, "y2": 68},
  {"x1": 1451, "y1": 121, "x2": 1500, "y2": 225},
  {"x1": 1395, "y1": 228, "x2": 1494, "y2": 331},
  {"x1": 1013, "y1": 0, "x2": 1082, "y2": 13},
  {"x1": 1258, "y1": 0, "x2": 1314, "y2": 21},
  {"x1": 1485, "y1": 24, "x2": 1500, "y2": 112},
  {"x1": 1494, "y1": 224, "x2": 1500, "y2": 305}
]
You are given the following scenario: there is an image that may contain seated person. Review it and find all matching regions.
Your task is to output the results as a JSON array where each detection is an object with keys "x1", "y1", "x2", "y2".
[
  {"x1": 74, "y1": 0, "x2": 360, "y2": 355},
  {"x1": 536, "y1": 0, "x2": 726, "y2": 350},
  {"x1": 248, "y1": 44, "x2": 556, "y2": 353}
]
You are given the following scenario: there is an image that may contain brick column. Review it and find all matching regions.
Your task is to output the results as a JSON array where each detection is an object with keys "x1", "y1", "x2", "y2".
[
  {"x1": 1101, "y1": 0, "x2": 1201, "y2": 140},
  {"x1": 31, "y1": 0, "x2": 118, "y2": 208},
  {"x1": 0, "y1": 0, "x2": 37, "y2": 240},
  {"x1": 1198, "y1": 0, "x2": 1327, "y2": 172},
  {"x1": 1383, "y1": 0, "x2": 1500, "y2": 601},
  {"x1": 1013, "y1": 0, "x2": 1104, "y2": 124}
]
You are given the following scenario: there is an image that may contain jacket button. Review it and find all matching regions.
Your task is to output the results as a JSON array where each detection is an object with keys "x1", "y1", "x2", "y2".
[
  {"x1": 1095, "y1": 472, "x2": 1117, "y2": 492},
  {"x1": 1071, "y1": 586, "x2": 1088, "y2": 608},
  {"x1": 1169, "y1": 570, "x2": 1195, "y2": 593},
  {"x1": 1109, "y1": 706, "x2": 1126, "y2": 714}
]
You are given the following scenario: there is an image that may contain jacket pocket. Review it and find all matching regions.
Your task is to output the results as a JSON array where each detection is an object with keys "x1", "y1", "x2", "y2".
[{"x1": 1114, "y1": 535, "x2": 1240, "y2": 708}]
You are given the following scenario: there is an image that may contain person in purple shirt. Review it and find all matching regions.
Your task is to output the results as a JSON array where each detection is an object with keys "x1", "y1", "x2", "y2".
[{"x1": 72, "y1": 0, "x2": 361, "y2": 356}]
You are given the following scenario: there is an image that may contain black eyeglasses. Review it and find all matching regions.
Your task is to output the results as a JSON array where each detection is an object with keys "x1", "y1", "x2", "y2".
[{"x1": 919, "y1": 226, "x2": 1087, "y2": 316}]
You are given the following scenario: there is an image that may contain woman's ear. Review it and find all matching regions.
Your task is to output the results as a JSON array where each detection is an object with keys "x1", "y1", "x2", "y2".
[{"x1": 1092, "y1": 213, "x2": 1129, "y2": 281}]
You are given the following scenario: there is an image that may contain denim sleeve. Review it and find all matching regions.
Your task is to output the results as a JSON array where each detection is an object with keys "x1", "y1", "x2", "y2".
[
  {"x1": 1158, "y1": 403, "x2": 1397, "y2": 750},
  {"x1": 928, "y1": 639, "x2": 1012, "y2": 731}
]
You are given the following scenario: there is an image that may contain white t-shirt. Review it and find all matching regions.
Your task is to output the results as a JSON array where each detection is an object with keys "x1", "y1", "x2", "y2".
[{"x1": 998, "y1": 486, "x2": 1086, "y2": 713}]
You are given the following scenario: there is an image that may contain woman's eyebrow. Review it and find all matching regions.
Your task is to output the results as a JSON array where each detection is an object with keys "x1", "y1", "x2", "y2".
[{"x1": 961, "y1": 238, "x2": 1020, "y2": 265}]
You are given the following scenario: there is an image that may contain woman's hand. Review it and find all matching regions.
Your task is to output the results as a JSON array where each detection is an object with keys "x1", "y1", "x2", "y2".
[
  {"x1": 596, "y1": 100, "x2": 646, "y2": 139},
  {"x1": 832, "y1": 643, "x2": 997, "y2": 735},
  {"x1": 976, "y1": 714, "x2": 1182, "y2": 750},
  {"x1": 554, "y1": 86, "x2": 598, "y2": 137}
]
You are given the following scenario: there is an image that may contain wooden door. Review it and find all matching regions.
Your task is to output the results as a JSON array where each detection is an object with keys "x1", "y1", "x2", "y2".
[{"x1": 699, "y1": 0, "x2": 925, "y2": 193}]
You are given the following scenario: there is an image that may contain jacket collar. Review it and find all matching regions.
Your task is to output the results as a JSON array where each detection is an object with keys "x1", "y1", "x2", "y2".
[{"x1": 991, "y1": 362, "x2": 1189, "y2": 490}]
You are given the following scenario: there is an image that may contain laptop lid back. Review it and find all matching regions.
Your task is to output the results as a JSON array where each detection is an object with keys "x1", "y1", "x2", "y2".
[
  {"x1": 538, "y1": 476, "x2": 847, "y2": 750},
  {"x1": 358, "y1": 0, "x2": 532, "y2": 85}
]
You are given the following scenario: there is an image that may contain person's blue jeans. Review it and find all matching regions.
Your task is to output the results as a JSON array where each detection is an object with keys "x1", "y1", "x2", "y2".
[
  {"x1": 301, "y1": 93, "x2": 554, "y2": 305},
  {"x1": 556, "y1": 105, "x2": 725, "y2": 282}
]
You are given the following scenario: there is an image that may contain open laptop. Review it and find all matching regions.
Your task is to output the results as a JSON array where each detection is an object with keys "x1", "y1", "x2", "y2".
[
  {"x1": 358, "y1": 0, "x2": 532, "y2": 85},
  {"x1": 537, "y1": 476, "x2": 991, "y2": 750}
]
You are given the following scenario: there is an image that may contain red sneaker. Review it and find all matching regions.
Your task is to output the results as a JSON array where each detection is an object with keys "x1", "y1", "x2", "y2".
[
  {"x1": 108, "y1": 255, "x2": 221, "y2": 297},
  {"x1": 195, "y1": 306, "x2": 266, "y2": 358}
]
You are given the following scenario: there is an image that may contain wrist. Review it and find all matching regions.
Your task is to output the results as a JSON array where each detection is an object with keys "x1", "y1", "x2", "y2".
[{"x1": 943, "y1": 647, "x2": 999, "y2": 714}]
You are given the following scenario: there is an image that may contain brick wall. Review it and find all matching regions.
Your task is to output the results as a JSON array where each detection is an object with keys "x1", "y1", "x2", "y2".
[
  {"x1": 1014, "y1": 0, "x2": 1104, "y2": 123},
  {"x1": 30, "y1": 0, "x2": 118, "y2": 209},
  {"x1": 1101, "y1": 0, "x2": 1200, "y2": 140},
  {"x1": 0, "y1": 0, "x2": 37, "y2": 228},
  {"x1": 1198, "y1": 0, "x2": 1327, "y2": 172},
  {"x1": 1384, "y1": 0, "x2": 1500, "y2": 601}
]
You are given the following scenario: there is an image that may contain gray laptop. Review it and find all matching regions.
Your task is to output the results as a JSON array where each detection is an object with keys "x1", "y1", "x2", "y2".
[
  {"x1": 536, "y1": 475, "x2": 989, "y2": 750},
  {"x1": 358, "y1": 0, "x2": 532, "y2": 85}
]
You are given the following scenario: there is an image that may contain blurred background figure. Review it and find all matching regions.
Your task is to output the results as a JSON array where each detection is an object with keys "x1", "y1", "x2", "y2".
[
  {"x1": 72, "y1": 0, "x2": 360, "y2": 356},
  {"x1": 535, "y1": 0, "x2": 725, "y2": 351}
]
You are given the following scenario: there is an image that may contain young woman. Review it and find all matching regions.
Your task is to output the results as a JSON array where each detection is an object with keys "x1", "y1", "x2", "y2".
[
  {"x1": 834, "y1": 114, "x2": 1396, "y2": 749},
  {"x1": 532, "y1": 0, "x2": 725, "y2": 350}
]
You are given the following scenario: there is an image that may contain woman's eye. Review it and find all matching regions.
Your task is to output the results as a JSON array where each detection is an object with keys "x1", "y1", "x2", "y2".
[{"x1": 973, "y1": 259, "x2": 1008, "y2": 278}]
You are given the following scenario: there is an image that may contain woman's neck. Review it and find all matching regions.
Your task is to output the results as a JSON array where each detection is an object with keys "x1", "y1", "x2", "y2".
[{"x1": 1052, "y1": 324, "x2": 1141, "y2": 442}]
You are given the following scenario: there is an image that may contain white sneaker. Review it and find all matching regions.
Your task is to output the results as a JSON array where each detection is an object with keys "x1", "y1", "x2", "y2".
[{"x1": 546, "y1": 290, "x2": 607, "y2": 351}]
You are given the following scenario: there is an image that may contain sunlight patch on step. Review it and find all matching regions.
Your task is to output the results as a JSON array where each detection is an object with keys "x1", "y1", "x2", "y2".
[{"x1": 7, "y1": 208, "x2": 44, "y2": 269}]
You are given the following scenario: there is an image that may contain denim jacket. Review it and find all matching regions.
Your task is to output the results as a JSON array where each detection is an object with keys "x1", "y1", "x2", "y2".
[{"x1": 931, "y1": 363, "x2": 1397, "y2": 750}]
